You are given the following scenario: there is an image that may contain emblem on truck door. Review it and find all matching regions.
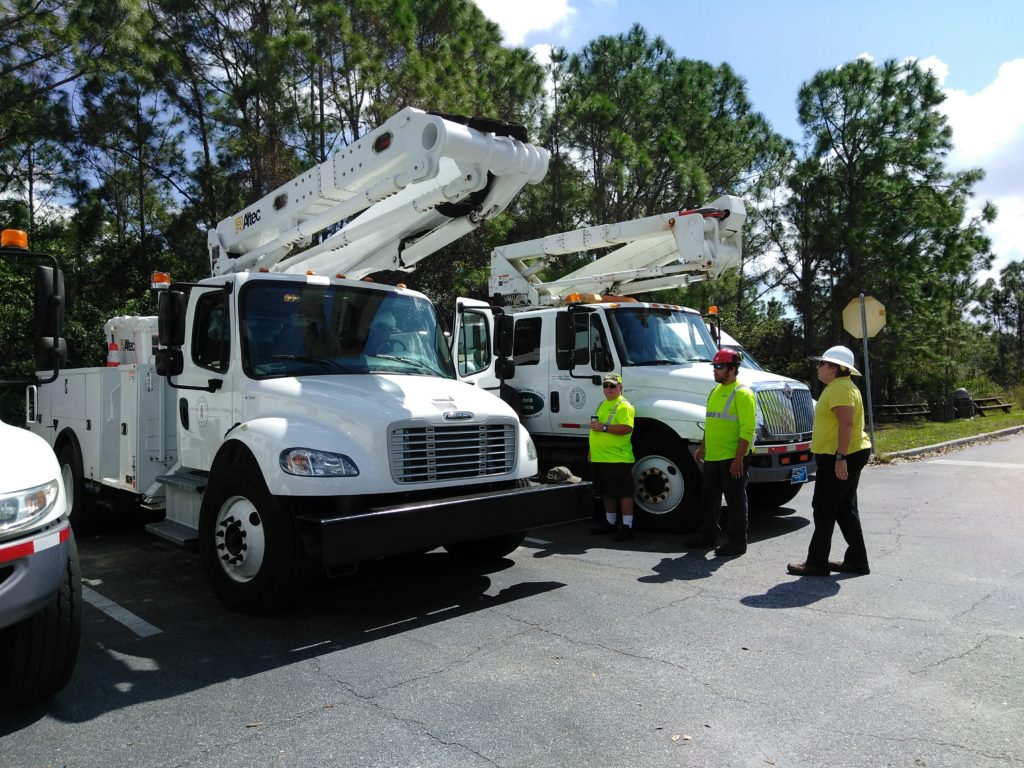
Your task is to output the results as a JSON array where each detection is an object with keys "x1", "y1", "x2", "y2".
[{"x1": 443, "y1": 411, "x2": 474, "y2": 421}]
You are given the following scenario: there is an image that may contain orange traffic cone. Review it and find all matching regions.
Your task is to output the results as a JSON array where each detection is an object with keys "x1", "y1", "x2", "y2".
[{"x1": 106, "y1": 337, "x2": 120, "y2": 367}]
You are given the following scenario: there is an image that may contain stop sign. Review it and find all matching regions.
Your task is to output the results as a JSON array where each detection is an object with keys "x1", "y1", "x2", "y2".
[{"x1": 843, "y1": 295, "x2": 886, "y2": 338}]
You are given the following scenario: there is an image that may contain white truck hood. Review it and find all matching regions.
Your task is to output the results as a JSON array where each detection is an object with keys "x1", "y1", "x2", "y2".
[
  {"x1": 623, "y1": 363, "x2": 807, "y2": 397},
  {"x1": 0, "y1": 421, "x2": 63, "y2": 494},
  {"x1": 0, "y1": 420, "x2": 67, "y2": 536},
  {"x1": 242, "y1": 374, "x2": 528, "y2": 494},
  {"x1": 250, "y1": 373, "x2": 514, "y2": 425}
]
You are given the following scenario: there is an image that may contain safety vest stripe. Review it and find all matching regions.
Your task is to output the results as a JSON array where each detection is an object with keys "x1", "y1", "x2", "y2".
[{"x1": 706, "y1": 385, "x2": 750, "y2": 422}]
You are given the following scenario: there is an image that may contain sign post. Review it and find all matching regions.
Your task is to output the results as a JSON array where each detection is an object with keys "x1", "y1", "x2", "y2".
[{"x1": 842, "y1": 294, "x2": 886, "y2": 454}]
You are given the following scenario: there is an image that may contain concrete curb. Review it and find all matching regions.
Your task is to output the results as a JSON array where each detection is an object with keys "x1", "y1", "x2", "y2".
[{"x1": 879, "y1": 425, "x2": 1024, "y2": 459}]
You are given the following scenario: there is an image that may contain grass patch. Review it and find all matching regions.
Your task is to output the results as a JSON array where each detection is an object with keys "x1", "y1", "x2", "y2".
[{"x1": 871, "y1": 408, "x2": 1024, "y2": 455}]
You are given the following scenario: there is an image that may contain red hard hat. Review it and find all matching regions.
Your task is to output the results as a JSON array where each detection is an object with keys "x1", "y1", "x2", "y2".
[{"x1": 712, "y1": 348, "x2": 742, "y2": 366}]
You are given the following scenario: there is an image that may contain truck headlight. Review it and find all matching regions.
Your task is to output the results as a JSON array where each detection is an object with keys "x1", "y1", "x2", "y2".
[
  {"x1": 280, "y1": 448, "x2": 359, "y2": 477},
  {"x1": 526, "y1": 435, "x2": 538, "y2": 461},
  {"x1": 0, "y1": 479, "x2": 59, "y2": 535}
]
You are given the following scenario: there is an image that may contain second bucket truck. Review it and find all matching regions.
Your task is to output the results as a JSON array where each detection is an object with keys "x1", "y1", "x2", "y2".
[
  {"x1": 27, "y1": 108, "x2": 590, "y2": 613},
  {"x1": 452, "y1": 199, "x2": 816, "y2": 530}
]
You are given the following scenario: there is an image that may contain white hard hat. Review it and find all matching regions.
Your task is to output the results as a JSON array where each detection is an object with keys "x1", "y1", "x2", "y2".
[{"x1": 808, "y1": 345, "x2": 861, "y2": 376}]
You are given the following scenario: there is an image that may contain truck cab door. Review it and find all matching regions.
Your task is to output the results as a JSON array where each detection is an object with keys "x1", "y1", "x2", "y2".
[
  {"x1": 175, "y1": 288, "x2": 237, "y2": 469},
  {"x1": 453, "y1": 297, "x2": 527, "y2": 418},
  {"x1": 547, "y1": 308, "x2": 617, "y2": 437},
  {"x1": 452, "y1": 298, "x2": 500, "y2": 390}
]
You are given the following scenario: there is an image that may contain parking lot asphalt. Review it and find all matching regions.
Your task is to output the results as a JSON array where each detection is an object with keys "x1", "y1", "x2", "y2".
[{"x1": 2, "y1": 433, "x2": 1022, "y2": 768}]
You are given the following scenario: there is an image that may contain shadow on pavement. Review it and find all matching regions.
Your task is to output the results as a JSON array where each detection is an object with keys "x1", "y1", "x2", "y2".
[
  {"x1": 0, "y1": 529, "x2": 566, "y2": 734},
  {"x1": 739, "y1": 577, "x2": 841, "y2": 609}
]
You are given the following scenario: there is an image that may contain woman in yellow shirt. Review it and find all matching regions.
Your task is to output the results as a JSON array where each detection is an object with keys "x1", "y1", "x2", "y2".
[{"x1": 788, "y1": 346, "x2": 872, "y2": 577}]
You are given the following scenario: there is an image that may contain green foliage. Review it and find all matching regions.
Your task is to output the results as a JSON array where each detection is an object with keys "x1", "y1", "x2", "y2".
[
  {"x1": 776, "y1": 58, "x2": 996, "y2": 402},
  {"x1": 872, "y1": 410, "x2": 1024, "y2": 456},
  {"x1": 0, "y1": 9, "x2": 1013, "y2": 411}
]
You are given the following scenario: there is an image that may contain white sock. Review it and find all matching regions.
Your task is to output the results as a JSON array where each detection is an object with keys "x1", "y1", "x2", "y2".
[
  {"x1": 622, "y1": 515, "x2": 633, "y2": 528},
  {"x1": 606, "y1": 512, "x2": 617, "y2": 525}
]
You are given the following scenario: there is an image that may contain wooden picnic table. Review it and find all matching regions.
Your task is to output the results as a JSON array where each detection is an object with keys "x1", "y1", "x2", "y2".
[
  {"x1": 876, "y1": 402, "x2": 929, "y2": 420},
  {"x1": 971, "y1": 396, "x2": 1014, "y2": 415}
]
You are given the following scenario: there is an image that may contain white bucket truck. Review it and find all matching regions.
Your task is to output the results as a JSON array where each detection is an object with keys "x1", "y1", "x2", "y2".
[
  {"x1": 0, "y1": 230, "x2": 81, "y2": 706},
  {"x1": 452, "y1": 200, "x2": 816, "y2": 530},
  {"x1": 28, "y1": 109, "x2": 590, "y2": 613}
]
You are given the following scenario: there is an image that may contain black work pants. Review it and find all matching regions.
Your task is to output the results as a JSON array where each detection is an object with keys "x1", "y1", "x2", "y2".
[
  {"x1": 806, "y1": 449, "x2": 871, "y2": 568},
  {"x1": 699, "y1": 457, "x2": 749, "y2": 546}
]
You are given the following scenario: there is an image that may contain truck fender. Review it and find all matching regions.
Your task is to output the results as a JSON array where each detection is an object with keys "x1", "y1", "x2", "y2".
[
  {"x1": 628, "y1": 396, "x2": 706, "y2": 443},
  {"x1": 215, "y1": 416, "x2": 376, "y2": 495}
]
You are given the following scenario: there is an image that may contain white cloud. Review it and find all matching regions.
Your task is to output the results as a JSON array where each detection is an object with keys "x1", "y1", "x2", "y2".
[
  {"x1": 473, "y1": 0, "x2": 577, "y2": 46},
  {"x1": 937, "y1": 58, "x2": 1024, "y2": 278}
]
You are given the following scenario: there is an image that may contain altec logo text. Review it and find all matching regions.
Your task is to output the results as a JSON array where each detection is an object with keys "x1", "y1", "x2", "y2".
[{"x1": 235, "y1": 209, "x2": 261, "y2": 233}]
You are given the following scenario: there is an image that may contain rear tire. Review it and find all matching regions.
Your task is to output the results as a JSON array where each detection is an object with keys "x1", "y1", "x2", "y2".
[
  {"x1": 57, "y1": 441, "x2": 90, "y2": 533},
  {"x1": 199, "y1": 462, "x2": 307, "y2": 614},
  {"x1": 0, "y1": 531, "x2": 82, "y2": 708},
  {"x1": 631, "y1": 432, "x2": 701, "y2": 531}
]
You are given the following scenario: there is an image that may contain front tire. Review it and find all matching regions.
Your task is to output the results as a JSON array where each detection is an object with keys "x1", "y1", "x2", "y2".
[
  {"x1": 199, "y1": 462, "x2": 306, "y2": 614},
  {"x1": 631, "y1": 432, "x2": 701, "y2": 531},
  {"x1": 0, "y1": 531, "x2": 82, "y2": 708}
]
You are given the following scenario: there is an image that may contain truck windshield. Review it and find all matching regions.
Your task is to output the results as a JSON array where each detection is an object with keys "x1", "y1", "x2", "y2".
[
  {"x1": 240, "y1": 281, "x2": 456, "y2": 379},
  {"x1": 607, "y1": 306, "x2": 719, "y2": 366}
]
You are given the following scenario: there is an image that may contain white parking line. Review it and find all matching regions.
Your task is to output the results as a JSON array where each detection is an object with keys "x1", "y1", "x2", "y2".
[
  {"x1": 929, "y1": 459, "x2": 1024, "y2": 470},
  {"x1": 82, "y1": 586, "x2": 162, "y2": 638}
]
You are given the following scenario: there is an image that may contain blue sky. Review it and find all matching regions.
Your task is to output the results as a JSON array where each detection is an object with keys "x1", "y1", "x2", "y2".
[{"x1": 473, "y1": 0, "x2": 1024, "y2": 279}]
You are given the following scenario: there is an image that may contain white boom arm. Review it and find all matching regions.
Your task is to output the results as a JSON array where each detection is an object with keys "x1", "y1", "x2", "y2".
[
  {"x1": 207, "y1": 107, "x2": 549, "y2": 279},
  {"x1": 489, "y1": 196, "x2": 746, "y2": 306}
]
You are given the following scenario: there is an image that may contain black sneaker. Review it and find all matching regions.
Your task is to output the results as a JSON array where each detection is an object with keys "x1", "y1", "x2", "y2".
[
  {"x1": 590, "y1": 520, "x2": 617, "y2": 535},
  {"x1": 613, "y1": 525, "x2": 634, "y2": 542}
]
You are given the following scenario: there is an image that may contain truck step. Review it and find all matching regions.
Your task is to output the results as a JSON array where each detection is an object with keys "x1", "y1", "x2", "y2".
[
  {"x1": 156, "y1": 469, "x2": 208, "y2": 492},
  {"x1": 145, "y1": 519, "x2": 198, "y2": 546}
]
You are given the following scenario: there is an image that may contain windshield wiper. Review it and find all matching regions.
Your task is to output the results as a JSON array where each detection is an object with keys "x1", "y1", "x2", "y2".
[
  {"x1": 370, "y1": 354, "x2": 448, "y2": 377},
  {"x1": 632, "y1": 358, "x2": 681, "y2": 366}
]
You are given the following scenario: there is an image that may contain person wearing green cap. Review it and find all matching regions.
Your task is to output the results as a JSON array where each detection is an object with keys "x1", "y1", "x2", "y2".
[{"x1": 589, "y1": 373, "x2": 637, "y2": 542}]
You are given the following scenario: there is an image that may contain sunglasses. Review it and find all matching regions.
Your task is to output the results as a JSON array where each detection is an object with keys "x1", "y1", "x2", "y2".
[
  {"x1": 602, "y1": 382, "x2": 619, "y2": 389},
  {"x1": 712, "y1": 364, "x2": 730, "y2": 370}
]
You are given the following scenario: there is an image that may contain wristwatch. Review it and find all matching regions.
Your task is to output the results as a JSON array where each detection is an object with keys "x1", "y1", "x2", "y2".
[
  {"x1": 602, "y1": 425, "x2": 608, "y2": 432},
  {"x1": 835, "y1": 453, "x2": 847, "y2": 461}
]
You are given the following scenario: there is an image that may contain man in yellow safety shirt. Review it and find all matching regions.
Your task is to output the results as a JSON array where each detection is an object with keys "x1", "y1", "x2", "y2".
[
  {"x1": 686, "y1": 348, "x2": 756, "y2": 557},
  {"x1": 589, "y1": 373, "x2": 637, "y2": 542}
]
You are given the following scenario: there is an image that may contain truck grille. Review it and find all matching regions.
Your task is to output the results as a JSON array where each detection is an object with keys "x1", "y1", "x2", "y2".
[
  {"x1": 389, "y1": 421, "x2": 517, "y2": 484},
  {"x1": 755, "y1": 386, "x2": 815, "y2": 441}
]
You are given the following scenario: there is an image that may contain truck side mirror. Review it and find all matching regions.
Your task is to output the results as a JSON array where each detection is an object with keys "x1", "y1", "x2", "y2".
[
  {"x1": 494, "y1": 314, "x2": 514, "y2": 358},
  {"x1": 34, "y1": 265, "x2": 64, "y2": 337},
  {"x1": 158, "y1": 290, "x2": 187, "y2": 347},
  {"x1": 495, "y1": 357, "x2": 515, "y2": 380},
  {"x1": 34, "y1": 337, "x2": 67, "y2": 371},
  {"x1": 155, "y1": 348, "x2": 184, "y2": 377},
  {"x1": 33, "y1": 266, "x2": 67, "y2": 372}
]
